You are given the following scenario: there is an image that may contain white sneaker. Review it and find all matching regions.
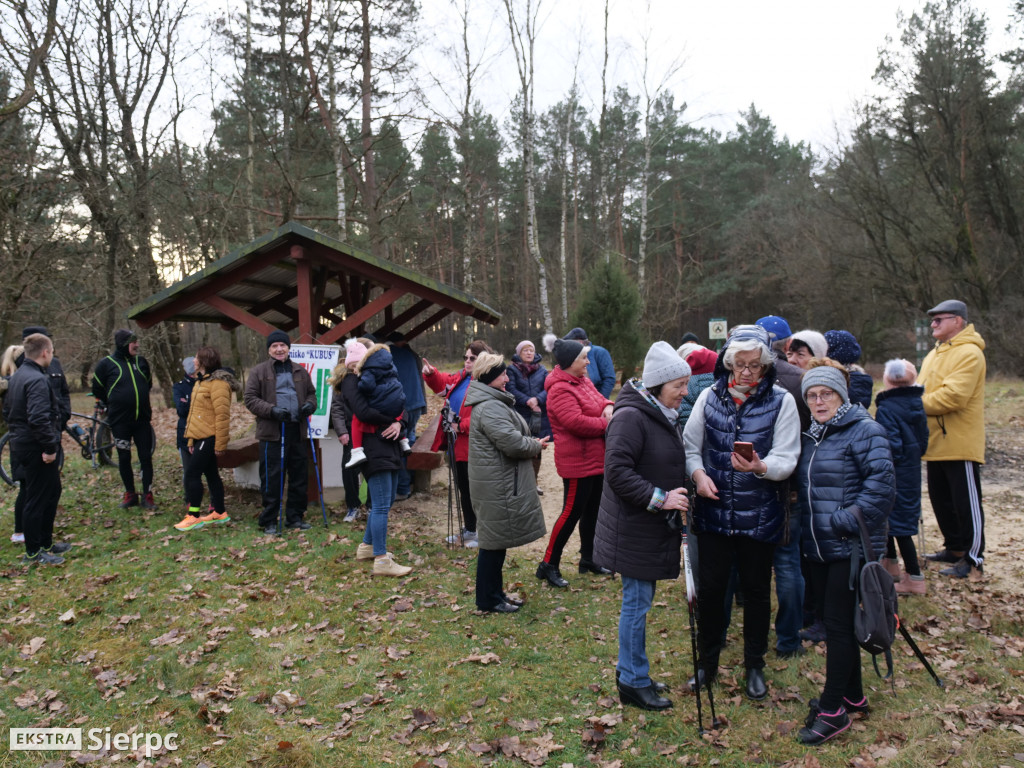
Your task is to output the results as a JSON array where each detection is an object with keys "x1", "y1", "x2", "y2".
[
  {"x1": 11, "y1": 532, "x2": 25, "y2": 544},
  {"x1": 356, "y1": 542, "x2": 375, "y2": 560},
  {"x1": 463, "y1": 531, "x2": 479, "y2": 549},
  {"x1": 373, "y1": 553, "x2": 412, "y2": 577},
  {"x1": 400, "y1": 438, "x2": 412, "y2": 454},
  {"x1": 445, "y1": 528, "x2": 471, "y2": 544},
  {"x1": 343, "y1": 508, "x2": 359, "y2": 523},
  {"x1": 345, "y1": 446, "x2": 366, "y2": 468}
]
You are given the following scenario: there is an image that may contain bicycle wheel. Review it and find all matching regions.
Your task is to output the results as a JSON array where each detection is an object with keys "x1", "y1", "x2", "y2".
[
  {"x1": 94, "y1": 421, "x2": 115, "y2": 466},
  {"x1": 0, "y1": 432, "x2": 19, "y2": 487}
]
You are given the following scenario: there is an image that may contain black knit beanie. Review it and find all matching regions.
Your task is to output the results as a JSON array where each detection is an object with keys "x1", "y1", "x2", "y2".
[
  {"x1": 553, "y1": 338, "x2": 585, "y2": 369},
  {"x1": 267, "y1": 330, "x2": 291, "y2": 349},
  {"x1": 477, "y1": 361, "x2": 508, "y2": 385}
]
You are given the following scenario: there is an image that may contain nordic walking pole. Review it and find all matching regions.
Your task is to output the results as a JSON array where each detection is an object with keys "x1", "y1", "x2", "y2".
[
  {"x1": 277, "y1": 421, "x2": 286, "y2": 536},
  {"x1": 307, "y1": 416, "x2": 329, "y2": 528},
  {"x1": 683, "y1": 530, "x2": 722, "y2": 732},
  {"x1": 898, "y1": 622, "x2": 944, "y2": 688}
]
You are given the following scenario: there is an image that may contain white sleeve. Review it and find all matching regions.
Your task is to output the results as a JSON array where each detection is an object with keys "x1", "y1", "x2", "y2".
[
  {"x1": 683, "y1": 387, "x2": 712, "y2": 479},
  {"x1": 761, "y1": 391, "x2": 801, "y2": 480}
]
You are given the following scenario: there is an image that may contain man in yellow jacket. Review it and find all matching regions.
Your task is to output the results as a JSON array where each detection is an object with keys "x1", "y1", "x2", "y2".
[{"x1": 918, "y1": 300, "x2": 986, "y2": 578}]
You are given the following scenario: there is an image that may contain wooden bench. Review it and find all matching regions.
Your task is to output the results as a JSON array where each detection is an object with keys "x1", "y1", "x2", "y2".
[{"x1": 407, "y1": 413, "x2": 442, "y2": 491}]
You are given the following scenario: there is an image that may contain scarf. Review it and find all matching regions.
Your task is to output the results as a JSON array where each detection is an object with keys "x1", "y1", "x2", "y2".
[
  {"x1": 514, "y1": 359, "x2": 540, "y2": 378},
  {"x1": 807, "y1": 402, "x2": 854, "y2": 441},
  {"x1": 631, "y1": 378, "x2": 682, "y2": 430},
  {"x1": 727, "y1": 375, "x2": 761, "y2": 406}
]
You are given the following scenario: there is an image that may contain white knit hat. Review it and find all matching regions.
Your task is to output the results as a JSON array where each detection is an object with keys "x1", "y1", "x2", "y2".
[
  {"x1": 642, "y1": 341, "x2": 691, "y2": 388},
  {"x1": 790, "y1": 329, "x2": 828, "y2": 359}
]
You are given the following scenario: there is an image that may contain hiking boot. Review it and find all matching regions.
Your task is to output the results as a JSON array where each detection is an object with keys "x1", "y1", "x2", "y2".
[
  {"x1": 372, "y1": 553, "x2": 412, "y2": 577},
  {"x1": 800, "y1": 620, "x2": 827, "y2": 644},
  {"x1": 174, "y1": 514, "x2": 205, "y2": 531},
  {"x1": 798, "y1": 706, "x2": 850, "y2": 745},
  {"x1": 939, "y1": 558, "x2": 982, "y2": 579},
  {"x1": 45, "y1": 542, "x2": 73, "y2": 555},
  {"x1": 345, "y1": 446, "x2": 366, "y2": 468},
  {"x1": 894, "y1": 573, "x2": 926, "y2": 595},
  {"x1": 23, "y1": 550, "x2": 65, "y2": 565},
  {"x1": 925, "y1": 548, "x2": 963, "y2": 563},
  {"x1": 262, "y1": 526, "x2": 281, "y2": 536},
  {"x1": 286, "y1": 520, "x2": 312, "y2": 530},
  {"x1": 120, "y1": 492, "x2": 140, "y2": 508},
  {"x1": 198, "y1": 510, "x2": 230, "y2": 525},
  {"x1": 882, "y1": 557, "x2": 901, "y2": 580},
  {"x1": 141, "y1": 492, "x2": 156, "y2": 510},
  {"x1": 343, "y1": 508, "x2": 359, "y2": 523},
  {"x1": 356, "y1": 542, "x2": 376, "y2": 560}
]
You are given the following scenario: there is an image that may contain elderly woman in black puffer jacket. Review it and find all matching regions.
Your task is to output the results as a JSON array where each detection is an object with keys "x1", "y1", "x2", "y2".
[
  {"x1": 795, "y1": 358, "x2": 894, "y2": 746},
  {"x1": 594, "y1": 342, "x2": 691, "y2": 712}
]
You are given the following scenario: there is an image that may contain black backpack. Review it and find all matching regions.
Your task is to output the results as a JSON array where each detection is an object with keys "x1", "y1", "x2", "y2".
[{"x1": 848, "y1": 507, "x2": 898, "y2": 678}]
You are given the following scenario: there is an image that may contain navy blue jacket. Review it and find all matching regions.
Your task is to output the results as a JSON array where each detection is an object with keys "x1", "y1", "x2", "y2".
[
  {"x1": 173, "y1": 375, "x2": 196, "y2": 450},
  {"x1": 796, "y1": 405, "x2": 895, "y2": 564},
  {"x1": 586, "y1": 344, "x2": 616, "y2": 398},
  {"x1": 390, "y1": 343, "x2": 426, "y2": 411},
  {"x1": 874, "y1": 386, "x2": 928, "y2": 537},
  {"x1": 676, "y1": 372, "x2": 714, "y2": 431},
  {"x1": 849, "y1": 369, "x2": 874, "y2": 409},
  {"x1": 357, "y1": 347, "x2": 406, "y2": 419},
  {"x1": 505, "y1": 355, "x2": 552, "y2": 438},
  {"x1": 692, "y1": 364, "x2": 791, "y2": 544},
  {"x1": 594, "y1": 381, "x2": 684, "y2": 581}
]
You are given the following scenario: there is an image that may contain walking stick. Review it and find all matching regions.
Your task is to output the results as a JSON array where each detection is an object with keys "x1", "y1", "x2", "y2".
[
  {"x1": 682, "y1": 530, "x2": 721, "y2": 733},
  {"x1": 307, "y1": 416, "x2": 329, "y2": 528},
  {"x1": 277, "y1": 421, "x2": 286, "y2": 536},
  {"x1": 898, "y1": 622, "x2": 945, "y2": 688},
  {"x1": 441, "y1": 404, "x2": 465, "y2": 548}
]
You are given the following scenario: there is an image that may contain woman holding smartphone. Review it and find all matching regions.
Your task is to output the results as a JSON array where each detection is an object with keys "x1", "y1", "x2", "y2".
[{"x1": 682, "y1": 325, "x2": 801, "y2": 702}]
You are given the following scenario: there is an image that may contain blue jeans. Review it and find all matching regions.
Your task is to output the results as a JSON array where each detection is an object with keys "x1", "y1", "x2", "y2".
[
  {"x1": 363, "y1": 470, "x2": 397, "y2": 556},
  {"x1": 773, "y1": 523, "x2": 805, "y2": 653},
  {"x1": 396, "y1": 407, "x2": 425, "y2": 496},
  {"x1": 617, "y1": 577, "x2": 656, "y2": 688}
]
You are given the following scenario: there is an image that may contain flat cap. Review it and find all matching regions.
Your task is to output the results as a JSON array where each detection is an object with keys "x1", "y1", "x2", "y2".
[{"x1": 927, "y1": 300, "x2": 968, "y2": 320}]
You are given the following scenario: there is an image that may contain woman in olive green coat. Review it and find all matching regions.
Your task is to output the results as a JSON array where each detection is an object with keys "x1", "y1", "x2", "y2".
[{"x1": 466, "y1": 353, "x2": 550, "y2": 613}]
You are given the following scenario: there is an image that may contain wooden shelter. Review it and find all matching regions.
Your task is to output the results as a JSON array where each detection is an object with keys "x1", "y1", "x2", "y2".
[{"x1": 126, "y1": 222, "x2": 500, "y2": 340}]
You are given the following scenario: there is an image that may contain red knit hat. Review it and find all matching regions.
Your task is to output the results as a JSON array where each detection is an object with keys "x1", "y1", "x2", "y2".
[{"x1": 682, "y1": 346, "x2": 718, "y2": 375}]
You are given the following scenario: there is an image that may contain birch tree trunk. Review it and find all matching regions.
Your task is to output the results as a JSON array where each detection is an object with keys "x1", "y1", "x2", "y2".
[{"x1": 503, "y1": 0, "x2": 553, "y2": 334}]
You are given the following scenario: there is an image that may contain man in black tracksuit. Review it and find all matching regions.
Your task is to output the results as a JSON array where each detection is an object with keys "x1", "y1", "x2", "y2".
[
  {"x1": 91, "y1": 329, "x2": 156, "y2": 509},
  {"x1": 3, "y1": 333, "x2": 68, "y2": 564}
]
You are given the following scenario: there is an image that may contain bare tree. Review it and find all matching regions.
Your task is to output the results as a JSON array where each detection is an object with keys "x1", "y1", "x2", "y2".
[
  {"x1": 503, "y1": 0, "x2": 552, "y2": 333},
  {"x1": 0, "y1": 0, "x2": 59, "y2": 121}
]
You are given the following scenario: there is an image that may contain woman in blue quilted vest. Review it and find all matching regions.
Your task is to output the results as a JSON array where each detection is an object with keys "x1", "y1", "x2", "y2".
[
  {"x1": 794, "y1": 359, "x2": 894, "y2": 745},
  {"x1": 682, "y1": 324, "x2": 801, "y2": 703}
]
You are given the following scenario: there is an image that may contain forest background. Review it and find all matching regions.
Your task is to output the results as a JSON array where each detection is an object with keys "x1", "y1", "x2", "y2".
[{"x1": 1, "y1": 0, "x2": 1022, "y2": 402}]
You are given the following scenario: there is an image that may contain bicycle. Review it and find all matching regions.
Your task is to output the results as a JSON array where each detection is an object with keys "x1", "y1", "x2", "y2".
[{"x1": 0, "y1": 405, "x2": 115, "y2": 487}]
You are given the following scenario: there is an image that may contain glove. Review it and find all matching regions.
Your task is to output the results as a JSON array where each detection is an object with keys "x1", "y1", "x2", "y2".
[
  {"x1": 300, "y1": 402, "x2": 316, "y2": 418},
  {"x1": 271, "y1": 406, "x2": 291, "y2": 422}
]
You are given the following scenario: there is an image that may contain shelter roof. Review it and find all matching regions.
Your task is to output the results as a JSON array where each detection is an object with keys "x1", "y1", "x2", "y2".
[{"x1": 126, "y1": 222, "x2": 499, "y2": 344}]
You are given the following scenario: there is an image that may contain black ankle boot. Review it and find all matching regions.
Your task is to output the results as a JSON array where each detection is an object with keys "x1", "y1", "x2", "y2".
[
  {"x1": 535, "y1": 561, "x2": 569, "y2": 588},
  {"x1": 617, "y1": 681, "x2": 672, "y2": 711},
  {"x1": 579, "y1": 559, "x2": 613, "y2": 575}
]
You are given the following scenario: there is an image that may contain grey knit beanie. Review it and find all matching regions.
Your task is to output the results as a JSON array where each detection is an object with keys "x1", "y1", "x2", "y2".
[
  {"x1": 642, "y1": 341, "x2": 691, "y2": 388},
  {"x1": 801, "y1": 365, "x2": 850, "y2": 404},
  {"x1": 553, "y1": 338, "x2": 586, "y2": 369}
]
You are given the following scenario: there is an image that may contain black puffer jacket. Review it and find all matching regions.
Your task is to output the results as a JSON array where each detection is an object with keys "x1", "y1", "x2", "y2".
[
  {"x1": 3, "y1": 359, "x2": 62, "y2": 454},
  {"x1": 344, "y1": 373, "x2": 406, "y2": 475},
  {"x1": 796, "y1": 405, "x2": 895, "y2": 564},
  {"x1": 593, "y1": 381, "x2": 685, "y2": 581}
]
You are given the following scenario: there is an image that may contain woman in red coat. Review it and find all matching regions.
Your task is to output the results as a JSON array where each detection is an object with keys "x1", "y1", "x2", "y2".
[
  {"x1": 536, "y1": 338, "x2": 614, "y2": 587},
  {"x1": 422, "y1": 339, "x2": 493, "y2": 547}
]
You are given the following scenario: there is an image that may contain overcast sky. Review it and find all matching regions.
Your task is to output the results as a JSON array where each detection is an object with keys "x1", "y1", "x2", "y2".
[{"x1": 413, "y1": 0, "x2": 1019, "y2": 151}]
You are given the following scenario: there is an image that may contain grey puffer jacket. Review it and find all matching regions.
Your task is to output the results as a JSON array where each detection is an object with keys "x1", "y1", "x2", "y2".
[
  {"x1": 466, "y1": 381, "x2": 546, "y2": 550},
  {"x1": 796, "y1": 405, "x2": 895, "y2": 564}
]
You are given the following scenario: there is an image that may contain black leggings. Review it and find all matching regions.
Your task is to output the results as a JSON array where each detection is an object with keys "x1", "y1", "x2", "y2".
[
  {"x1": 185, "y1": 437, "x2": 224, "y2": 512},
  {"x1": 807, "y1": 559, "x2": 864, "y2": 711},
  {"x1": 454, "y1": 460, "x2": 477, "y2": 532},
  {"x1": 542, "y1": 475, "x2": 602, "y2": 568},
  {"x1": 111, "y1": 420, "x2": 153, "y2": 495},
  {"x1": 886, "y1": 535, "x2": 921, "y2": 576}
]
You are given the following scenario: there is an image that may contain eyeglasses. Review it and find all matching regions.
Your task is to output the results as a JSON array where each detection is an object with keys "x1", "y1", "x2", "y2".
[
  {"x1": 929, "y1": 315, "x2": 956, "y2": 326},
  {"x1": 734, "y1": 362, "x2": 763, "y2": 373},
  {"x1": 806, "y1": 390, "x2": 836, "y2": 404},
  {"x1": 464, "y1": 354, "x2": 477, "y2": 361}
]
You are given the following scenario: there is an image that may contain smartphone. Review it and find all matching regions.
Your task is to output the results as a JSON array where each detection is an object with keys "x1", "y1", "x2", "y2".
[{"x1": 733, "y1": 441, "x2": 754, "y2": 461}]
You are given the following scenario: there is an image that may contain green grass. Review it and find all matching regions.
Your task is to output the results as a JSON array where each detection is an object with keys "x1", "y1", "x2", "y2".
[{"x1": 2, "y1": 389, "x2": 1023, "y2": 767}]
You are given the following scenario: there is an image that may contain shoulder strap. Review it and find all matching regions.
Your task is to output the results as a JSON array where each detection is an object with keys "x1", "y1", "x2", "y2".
[{"x1": 848, "y1": 505, "x2": 873, "y2": 589}]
